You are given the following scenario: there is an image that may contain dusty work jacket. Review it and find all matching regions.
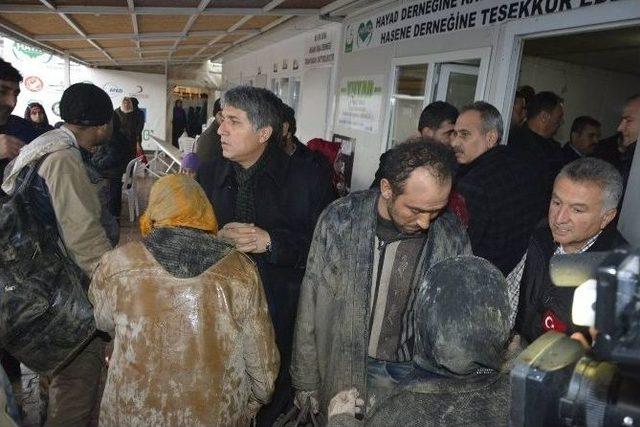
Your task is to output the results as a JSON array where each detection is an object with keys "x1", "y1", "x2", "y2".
[
  {"x1": 290, "y1": 189, "x2": 471, "y2": 414},
  {"x1": 2, "y1": 126, "x2": 113, "y2": 276},
  {"x1": 89, "y1": 237, "x2": 280, "y2": 427}
]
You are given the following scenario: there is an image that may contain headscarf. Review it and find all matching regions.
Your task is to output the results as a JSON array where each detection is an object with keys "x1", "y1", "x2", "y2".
[
  {"x1": 139, "y1": 174, "x2": 218, "y2": 237},
  {"x1": 413, "y1": 256, "x2": 510, "y2": 377}
]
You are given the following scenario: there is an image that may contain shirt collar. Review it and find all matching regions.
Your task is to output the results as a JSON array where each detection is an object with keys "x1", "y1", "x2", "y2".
[{"x1": 555, "y1": 231, "x2": 601, "y2": 255}]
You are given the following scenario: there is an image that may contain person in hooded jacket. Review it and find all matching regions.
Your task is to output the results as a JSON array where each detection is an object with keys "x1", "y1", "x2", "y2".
[{"x1": 327, "y1": 256, "x2": 511, "y2": 426}]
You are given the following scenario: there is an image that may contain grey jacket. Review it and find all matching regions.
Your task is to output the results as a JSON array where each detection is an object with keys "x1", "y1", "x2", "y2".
[{"x1": 290, "y1": 189, "x2": 471, "y2": 413}]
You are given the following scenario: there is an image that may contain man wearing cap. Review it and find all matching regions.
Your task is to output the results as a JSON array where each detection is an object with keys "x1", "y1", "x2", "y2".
[{"x1": 2, "y1": 83, "x2": 115, "y2": 426}]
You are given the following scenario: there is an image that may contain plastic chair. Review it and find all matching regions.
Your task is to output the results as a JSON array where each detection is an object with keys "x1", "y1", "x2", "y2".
[{"x1": 122, "y1": 156, "x2": 141, "y2": 222}]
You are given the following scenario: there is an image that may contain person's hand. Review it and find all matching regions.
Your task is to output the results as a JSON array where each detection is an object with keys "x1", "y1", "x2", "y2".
[
  {"x1": 0, "y1": 134, "x2": 24, "y2": 159},
  {"x1": 571, "y1": 327, "x2": 598, "y2": 350},
  {"x1": 294, "y1": 390, "x2": 320, "y2": 415},
  {"x1": 328, "y1": 388, "x2": 364, "y2": 418},
  {"x1": 218, "y1": 222, "x2": 271, "y2": 253}
]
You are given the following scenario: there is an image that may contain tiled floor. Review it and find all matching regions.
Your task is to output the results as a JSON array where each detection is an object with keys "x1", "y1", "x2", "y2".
[{"x1": 18, "y1": 169, "x2": 158, "y2": 427}]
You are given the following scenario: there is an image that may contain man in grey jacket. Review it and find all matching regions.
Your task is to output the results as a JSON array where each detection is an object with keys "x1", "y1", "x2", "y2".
[{"x1": 291, "y1": 138, "x2": 471, "y2": 417}]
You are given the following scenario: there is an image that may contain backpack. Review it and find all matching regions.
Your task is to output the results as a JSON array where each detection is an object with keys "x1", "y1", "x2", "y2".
[{"x1": 0, "y1": 158, "x2": 96, "y2": 375}]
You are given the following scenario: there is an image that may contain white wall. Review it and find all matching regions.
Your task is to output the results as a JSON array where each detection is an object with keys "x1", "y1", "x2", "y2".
[{"x1": 518, "y1": 56, "x2": 640, "y2": 141}]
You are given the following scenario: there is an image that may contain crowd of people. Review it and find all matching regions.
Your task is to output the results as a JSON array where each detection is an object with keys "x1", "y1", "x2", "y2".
[{"x1": 0, "y1": 52, "x2": 638, "y2": 427}]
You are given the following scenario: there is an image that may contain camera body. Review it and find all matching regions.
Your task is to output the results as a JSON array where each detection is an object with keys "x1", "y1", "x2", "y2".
[{"x1": 511, "y1": 247, "x2": 640, "y2": 427}]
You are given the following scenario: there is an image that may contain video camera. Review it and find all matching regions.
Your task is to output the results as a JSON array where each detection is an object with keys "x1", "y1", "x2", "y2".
[{"x1": 511, "y1": 247, "x2": 640, "y2": 427}]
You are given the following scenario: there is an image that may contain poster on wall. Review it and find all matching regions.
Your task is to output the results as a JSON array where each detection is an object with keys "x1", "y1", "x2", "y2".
[
  {"x1": 2, "y1": 37, "x2": 167, "y2": 151},
  {"x1": 2, "y1": 39, "x2": 67, "y2": 124},
  {"x1": 304, "y1": 29, "x2": 336, "y2": 68},
  {"x1": 344, "y1": 0, "x2": 624, "y2": 53},
  {"x1": 332, "y1": 134, "x2": 356, "y2": 197},
  {"x1": 336, "y1": 75, "x2": 384, "y2": 133}
]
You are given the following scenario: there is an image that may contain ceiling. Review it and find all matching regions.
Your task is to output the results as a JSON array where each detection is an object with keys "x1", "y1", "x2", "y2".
[
  {"x1": 0, "y1": 0, "x2": 359, "y2": 69},
  {"x1": 523, "y1": 25, "x2": 640, "y2": 76}
]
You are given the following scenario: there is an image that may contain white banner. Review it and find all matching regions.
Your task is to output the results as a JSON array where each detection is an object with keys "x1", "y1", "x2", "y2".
[
  {"x1": 304, "y1": 29, "x2": 336, "y2": 68},
  {"x1": 3, "y1": 38, "x2": 167, "y2": 150},
  {"x1": 336, "y1": 75, "x2": 384, "y2": 133},
  {"x1": 344, "y1": 0, "x2": 624, "y2": 53}
]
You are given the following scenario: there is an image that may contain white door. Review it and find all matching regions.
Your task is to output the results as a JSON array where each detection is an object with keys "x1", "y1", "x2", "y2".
[
  {"x1": 435, "y1": 64, "x2": 480, "y2": 107},
  {"x1": 297, "y1": 67, "x2": 332, "y2": 143}
]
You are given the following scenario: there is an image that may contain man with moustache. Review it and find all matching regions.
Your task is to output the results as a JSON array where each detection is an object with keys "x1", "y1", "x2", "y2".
[
  {"x1": 562, "y1": 116, "x2": 601, "y2": 164},
  {"x1": 450, "y1": 101, "x2": 546, "y2": 277}
]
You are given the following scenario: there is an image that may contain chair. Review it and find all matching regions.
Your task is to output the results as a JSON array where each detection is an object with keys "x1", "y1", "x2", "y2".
[{"x1": 122, "y1": 156, "x2": 142, "y2": 222}]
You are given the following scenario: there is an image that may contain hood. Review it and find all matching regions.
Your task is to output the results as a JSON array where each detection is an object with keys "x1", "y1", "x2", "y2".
[{"x1": 413, "y1": 256, "x2": 510, "y2": 378}]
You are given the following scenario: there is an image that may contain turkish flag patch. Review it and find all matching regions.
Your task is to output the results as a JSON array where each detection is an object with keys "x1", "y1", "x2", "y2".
[{"x1": 542, "y1": 310, "x2": 567, "y2": 333}]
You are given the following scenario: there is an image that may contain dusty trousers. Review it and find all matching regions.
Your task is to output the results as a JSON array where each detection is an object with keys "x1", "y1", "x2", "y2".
[{"x1": 42, "y1": 336, "x2": 104, "y2": 427}]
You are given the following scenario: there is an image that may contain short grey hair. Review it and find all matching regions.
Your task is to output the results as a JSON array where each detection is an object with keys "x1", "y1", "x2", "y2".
[
  {"x1": 557, "y1": 158, "x2": 623, "y2": 211},
  {"x1": 222, "y1": 86, "x2": 283, "y2": 144},
  {"x1": 460, "y1": 101, "x2": 504, "y2": 143}
]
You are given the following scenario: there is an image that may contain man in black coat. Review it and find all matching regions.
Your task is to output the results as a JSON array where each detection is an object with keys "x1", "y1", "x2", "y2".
[
  {"x1": 196, "y1": 86, "x2": 335, "y2": 426},
  {"x1": 562, "y1": 115, "x2": 601, "y2": 164},
  {"x1": 508, "y1": 91, "x2": 565, "y2": 196},
  {"x1": 594, "y1": 94, "x2": 639, "y2": 191},
  {"x1": 450, "y1": 101, "x2": 546, "y2": 276},
  {"x1": 514, "y1": 158, "x2": 627, "y2": 344}
]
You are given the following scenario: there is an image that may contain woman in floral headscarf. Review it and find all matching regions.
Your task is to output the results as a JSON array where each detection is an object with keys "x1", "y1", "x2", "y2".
[{"x1": 89, "y1": 174, "x2": 279, "y2": 427}]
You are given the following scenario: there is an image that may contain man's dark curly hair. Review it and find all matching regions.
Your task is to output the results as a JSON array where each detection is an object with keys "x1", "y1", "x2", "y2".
[
  {"x1": 0, "y1": 57, "x2": 23, "y2": 83},
  {"x1": 380, "y1": 137, "x2": 457, "y2": 195}
]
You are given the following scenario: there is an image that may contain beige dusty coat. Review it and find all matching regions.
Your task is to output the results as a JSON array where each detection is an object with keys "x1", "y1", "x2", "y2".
[{"x1": 89, "y1": 241, "x2": 280, "y2": 427}]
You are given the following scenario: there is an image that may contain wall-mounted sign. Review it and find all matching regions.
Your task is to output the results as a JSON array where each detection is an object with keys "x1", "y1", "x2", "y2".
[
  {"x1": 305, "y1": 29, "x2": 336, "y2": 67},
  {"x1": 336, "y1": 75, "x2": 384, "y2": 133},
  {"x1": 345, "y1": 0, "x2": 623, "y2": 53}
]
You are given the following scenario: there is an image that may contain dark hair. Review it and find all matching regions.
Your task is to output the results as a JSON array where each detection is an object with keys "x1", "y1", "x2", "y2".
[
  {"x1": 0, "y1": 58, "x2": 22, "y2": 83},
  {"x1": 557, "y1": 158, "x2": 623, "y2": 211},
  {"x1": 24, "y1": 102, "x2": 49, "y2": 126},
  {"x1": 222, "y1": 86, "x2": 283, "y2": 145},
  {"x1": 130, "y1": 97, "x2": 139, "y2": 109},
  {"x1": 518, "y1": 85, "x2": 535, "y2": 105},
  {"x1": 282, "y1": 103, "x2": 297, "y2": 136},
  {"x1": 570, "y1": 116, "x2": 601, "y2": 136},
  {"x1": 626, "y1": 94, "x2": 640, "y2": 104},
  {"x1": 418, "y1": 101, "x2": 458, "y2": 132},
  {"x1": 380, "y1": 137, "x2": 457, "y2": 194},
  {"x1": 526, "y1": 91, "x2": 563, "y2": 120},
  {"x1": 213, "y1": 98, "x2": 222, "y2": 115},
  {"x1": 460, "y1": 101, "x2": 504, "y2": 143}
]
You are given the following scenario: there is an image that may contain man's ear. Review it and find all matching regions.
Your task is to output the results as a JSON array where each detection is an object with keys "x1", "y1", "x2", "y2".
[
  {"x1": 600, "y1": 208, "x2": 617, "y2": 230},
  {"x1": 486, "y1": 129, "x2": 499, "y2": 147},
  {"x1": 380, "y1": 178, "x2": 393, "y2": 200},
  {"x1": 258, "y1": 126, "x2": 273, "y2": 144}
]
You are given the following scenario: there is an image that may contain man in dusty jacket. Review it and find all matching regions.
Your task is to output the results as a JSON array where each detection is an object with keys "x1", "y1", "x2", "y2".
[
  {"x1": 291, "y1": 138, "x2": 471, "y2": 417},
  {"x1": 2, "y1": 83, "x2": 115, "y2": 426},
  {"x1": 326, "y1": 256, "x2": 511, "y2": 426}
]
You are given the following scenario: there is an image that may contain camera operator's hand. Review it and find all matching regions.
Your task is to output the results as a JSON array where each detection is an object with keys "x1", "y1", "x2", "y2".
[{"x1": 570, "y1": 327, "x2": 598, "y2": 349}]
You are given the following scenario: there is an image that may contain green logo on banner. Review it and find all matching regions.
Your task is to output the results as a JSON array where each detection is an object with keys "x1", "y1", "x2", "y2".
[
  {"x1": 12, "y1": 42, "x2": 52, "y2": 63},
  {"x1": 357, "y1": 20, "x2": 373, "y2": 48}
]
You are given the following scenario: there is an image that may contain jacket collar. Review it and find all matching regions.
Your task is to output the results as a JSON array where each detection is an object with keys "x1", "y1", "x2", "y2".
[{"x1": 212, "y1": 143, "x2": 291, "y2": 189}]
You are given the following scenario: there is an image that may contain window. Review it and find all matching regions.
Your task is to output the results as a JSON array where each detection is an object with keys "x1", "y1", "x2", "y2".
[{"x1": 385, "y1": 48, "x2": 490, "y2": 149}]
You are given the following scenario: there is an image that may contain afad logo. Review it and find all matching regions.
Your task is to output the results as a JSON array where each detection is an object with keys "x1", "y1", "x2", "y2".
[
  {"x1": 24, "y1": 76, "x2": 44, "y2": 92},
  {"x1": 51, "y1": 102, "x2": 61, "y2": 117},
  {"x1": 103, "y1": 82, "x2": 124, "y2": 98},
  {"x1": 12, "y1": 42, "x2": 52, "y2": 63},
  {"x1": 356, "y1": 20, "x2": 373, "y2": 48}
]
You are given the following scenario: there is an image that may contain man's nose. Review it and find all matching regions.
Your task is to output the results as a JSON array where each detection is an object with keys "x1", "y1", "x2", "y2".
[
  {"x1": 617, "y1": 119, "x2": 625, "y2": 133},
  {"x1": 555, "y1": 206, "x2": 570, "y2": 223},
  {"x1": 416, "y1": 214, "x2": 430, "y2": 230}
]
